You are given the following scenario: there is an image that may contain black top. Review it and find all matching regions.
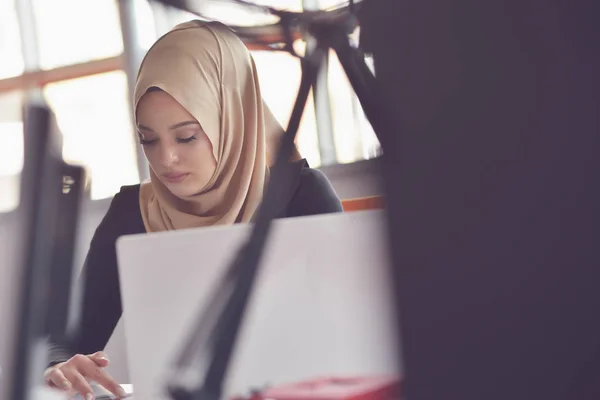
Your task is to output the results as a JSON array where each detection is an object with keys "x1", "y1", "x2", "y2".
[{"x1": 48, "y1": 160, "x2": 342, "y2": 365}]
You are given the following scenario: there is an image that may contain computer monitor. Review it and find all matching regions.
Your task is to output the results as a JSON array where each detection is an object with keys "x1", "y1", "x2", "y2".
[
  {"x1": 0, "y1": 102, "x2": 82, "y2": 400},
  {"x1": 45, "y1": 163, "x2": 85, "y2": 345}
]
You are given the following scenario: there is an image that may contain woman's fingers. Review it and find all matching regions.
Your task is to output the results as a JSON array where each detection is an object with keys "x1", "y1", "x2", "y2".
[
  {"x1": 65, "y1": 371, "x2": 94, "y2": 400},
  {"x1": 85, "y1": 364, "x2": 126, "y2": 398},
  {"x1": 44, "y1": 366, "x2": 71, "y2": 392},
  {"x1": 77, "y1": 353, "x2": 125, "y2": 398},
  {"x1": 43, "y1": 352, "x2": 123, "y2": 399},
  {"x1": 89, "y1": 351, "x2": 110, "y2": 367}
]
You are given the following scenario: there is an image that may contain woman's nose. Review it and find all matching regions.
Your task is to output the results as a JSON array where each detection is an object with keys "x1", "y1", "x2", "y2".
[{"x1": 160, "y1": 145, "x2": 180, "y2": 167}]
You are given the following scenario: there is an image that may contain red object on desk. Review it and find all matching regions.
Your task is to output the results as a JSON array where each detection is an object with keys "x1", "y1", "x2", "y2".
[{"x1": 234, "y1": 376, "x2": 401, "y2": 400}]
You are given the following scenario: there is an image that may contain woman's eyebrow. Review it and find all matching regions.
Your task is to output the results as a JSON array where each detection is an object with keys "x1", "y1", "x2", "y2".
[
  {"x1": 137, "y1": 124, "x2": 154, "y2": 132},
  {"x1": 169, "y1": 121, "x2": 200, "y2": 130},
  {"x1": 137, "y1": 121, "x2": 200, "y2": 132}
]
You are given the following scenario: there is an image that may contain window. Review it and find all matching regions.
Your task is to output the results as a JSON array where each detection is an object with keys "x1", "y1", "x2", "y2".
[
  {"x1": 252, "y1": 49, "x2": 321, "y2": 167},
  {"x1": 328, "y1": 51, "x2": 381, "y2": 163},
  {"x1": 153, "y1": 3, "x2": 277, "y2": 32},
  {"x1": 0, "y1": 0, "x2": 377, "y2": 212},
  {"x1": 31, "y1": 0, "x2": 124, "y2": 69},
  {"x1": 143, "y1": 1, "x2": 376, "y2": 167},
  {"x1": 158, "y1": 7, "x2": 199, "y2": 35},
  {"x1": 43, "y1": 71, "x2": 140, "y2": 200},
  {"x1": 134, "y1": 0, "x2": 159, "y2": 50},
  {"x1": 0, "y1": 90, "x2": 24, "y2": 212},
  {"x1": 0, "y1": 0, "x2": 24, "y2": 79}
]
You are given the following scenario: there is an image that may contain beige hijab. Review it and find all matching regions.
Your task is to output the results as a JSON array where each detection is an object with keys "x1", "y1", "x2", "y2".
[{"x1": 135, "y1": 20, "x2": 300, "y2": 233}]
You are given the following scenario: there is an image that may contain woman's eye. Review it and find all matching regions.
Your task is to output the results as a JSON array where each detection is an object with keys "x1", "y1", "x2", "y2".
[
  {"x1": 137, "y1": 133, "x2": 198, "y2": 145},
  {"x1": 177, "y1": 135, "x2": 198, "y2": 144},
  {"x1": 139, "y1": 137, "x2": 156, "y2": 145},
  {"x1": 139, "y1": 136, "x2": 157, "y2": 146}
]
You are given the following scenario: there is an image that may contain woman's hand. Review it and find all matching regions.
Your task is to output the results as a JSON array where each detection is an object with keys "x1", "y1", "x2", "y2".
[{"x1": 44, "y1": 351, "x2": 126, "y2": 399}]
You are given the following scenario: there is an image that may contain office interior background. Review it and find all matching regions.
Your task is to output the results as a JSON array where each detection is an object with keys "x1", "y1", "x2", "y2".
[
  {"x1": 3, "y1": 1, "x2": 600, "y2": 398},
  {"x1": 0, "y1": 0, "x2": 385, "y2": 383},
  {"x1": 0, "y1": 0, "x2": 382, "y2": 213}
]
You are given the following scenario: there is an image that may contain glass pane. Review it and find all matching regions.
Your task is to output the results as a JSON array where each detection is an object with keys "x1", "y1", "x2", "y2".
[
  {"x1": 157, "y1": 0, "x2": 302, "y2": 28},
  {"x1": 0, "y1": 0, "x2": 24, "y2": 79},
  {"x1": 161, "y1": 8, "x2": 201, "y2": 34},
  {"x1": 252, "y1": 49, "x2": 321, "y2": 167},
  {"x1": 328, "y1": 50, "x2": 381, "y2": 164},
  {"x1": 135, "y1": 0, "x2": 158, "y2": 50},
  {"x1": 44, "y1": 71, "x2": 140, "y2": 200},
  {"x1": 31, "y1": 0, "x2": 123, "y2": 69},
  {"x1": 0, "y1": 90, "x2": 24, "y2": 212}
]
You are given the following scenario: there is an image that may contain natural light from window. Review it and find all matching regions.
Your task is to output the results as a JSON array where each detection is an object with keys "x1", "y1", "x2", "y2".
[
  {"x1": 0, "y1": 0, "x2": 24, "y2": 79},
  {"x1": 0, "y1": 89, "x2": 24, "y2": 212},
  {"x1": 252, "y1": 49, "x2": 321, "y2": 167},
  {"x1": 44, "y1": 71, "x2": 140, "y2": 200},
  {"x1": 31, "y1": 0, "x2": 124, "y2": 69}
]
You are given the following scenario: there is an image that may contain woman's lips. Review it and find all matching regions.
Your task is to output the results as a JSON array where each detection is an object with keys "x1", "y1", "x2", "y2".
[{"x1": 162, "y1": 172, "x2": 190, "y2": 183}]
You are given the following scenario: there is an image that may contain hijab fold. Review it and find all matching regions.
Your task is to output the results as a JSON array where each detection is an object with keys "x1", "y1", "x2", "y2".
[{"x1": 135, "y1": 20, "x2": 299, "y2": 233}]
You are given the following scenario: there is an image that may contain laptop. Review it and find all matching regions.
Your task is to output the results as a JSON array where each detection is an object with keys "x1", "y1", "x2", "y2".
[{"x1": 116, "y1": 210, "x2": 400, "y2": 400}]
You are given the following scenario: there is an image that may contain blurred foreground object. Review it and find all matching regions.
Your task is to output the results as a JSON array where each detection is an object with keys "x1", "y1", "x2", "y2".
[
  {"x1": 232, "y1": 376, "x2": 401, "y2": 400},
  {"x1": 361, "y1": 0, "x2": 600, "y2": 399},
  {"x1": 1, "y1": 101, "x2": 85, "y2": 400}
]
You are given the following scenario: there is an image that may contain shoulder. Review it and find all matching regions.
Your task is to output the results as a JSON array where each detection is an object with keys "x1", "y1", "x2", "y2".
[
  {"x1": 109, "y1": 183, "x2": 143, "y2": 224},
  {"x1": 297, "y1": 167, "x2": 337, "y2": 196},
  {"x1": 103, "y1": 184, "x2": 142, "y2": 219},
  {"x1": 285, "y1": 161, "x2": 344, "y2": 218},
  {"x1": 111, "y1": 183, "x2": 141, "y2": 205},
  {"x1": 92, "y1": 184, "x2": 144, "y2": 245}
]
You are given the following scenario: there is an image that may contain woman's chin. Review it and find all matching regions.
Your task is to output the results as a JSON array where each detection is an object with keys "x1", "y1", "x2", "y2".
[
  {"x1": 161, "y1": 176, "x2": 212, "y2": 199},
  {"x1": 164, "y1": 181, "x2": 197, "y2": 198}
]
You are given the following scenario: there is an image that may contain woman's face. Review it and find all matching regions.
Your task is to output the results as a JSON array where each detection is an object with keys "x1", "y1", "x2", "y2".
[{"x1": 136, "y1": 90, "x2": 217, "y2": 198}]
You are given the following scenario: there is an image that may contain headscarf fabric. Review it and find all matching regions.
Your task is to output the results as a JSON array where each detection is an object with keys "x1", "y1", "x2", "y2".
[{"x1": 135, "y1": 20, "x2": 299, "y2": 232}]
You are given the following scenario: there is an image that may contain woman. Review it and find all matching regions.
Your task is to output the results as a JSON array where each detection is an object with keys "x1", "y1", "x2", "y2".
[{"x1": 44, "y1": 20, "x2": 342, "y2": 399}]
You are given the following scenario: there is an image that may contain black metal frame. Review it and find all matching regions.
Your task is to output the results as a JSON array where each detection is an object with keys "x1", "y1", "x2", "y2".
[{"x1": 155, "y1": 0, "x2": 363, "y2": 51}]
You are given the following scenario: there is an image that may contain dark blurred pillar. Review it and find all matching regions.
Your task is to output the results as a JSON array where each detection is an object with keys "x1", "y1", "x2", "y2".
[{"x1": 361, "y1": 0, "x2": 600, "y2": 399}]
